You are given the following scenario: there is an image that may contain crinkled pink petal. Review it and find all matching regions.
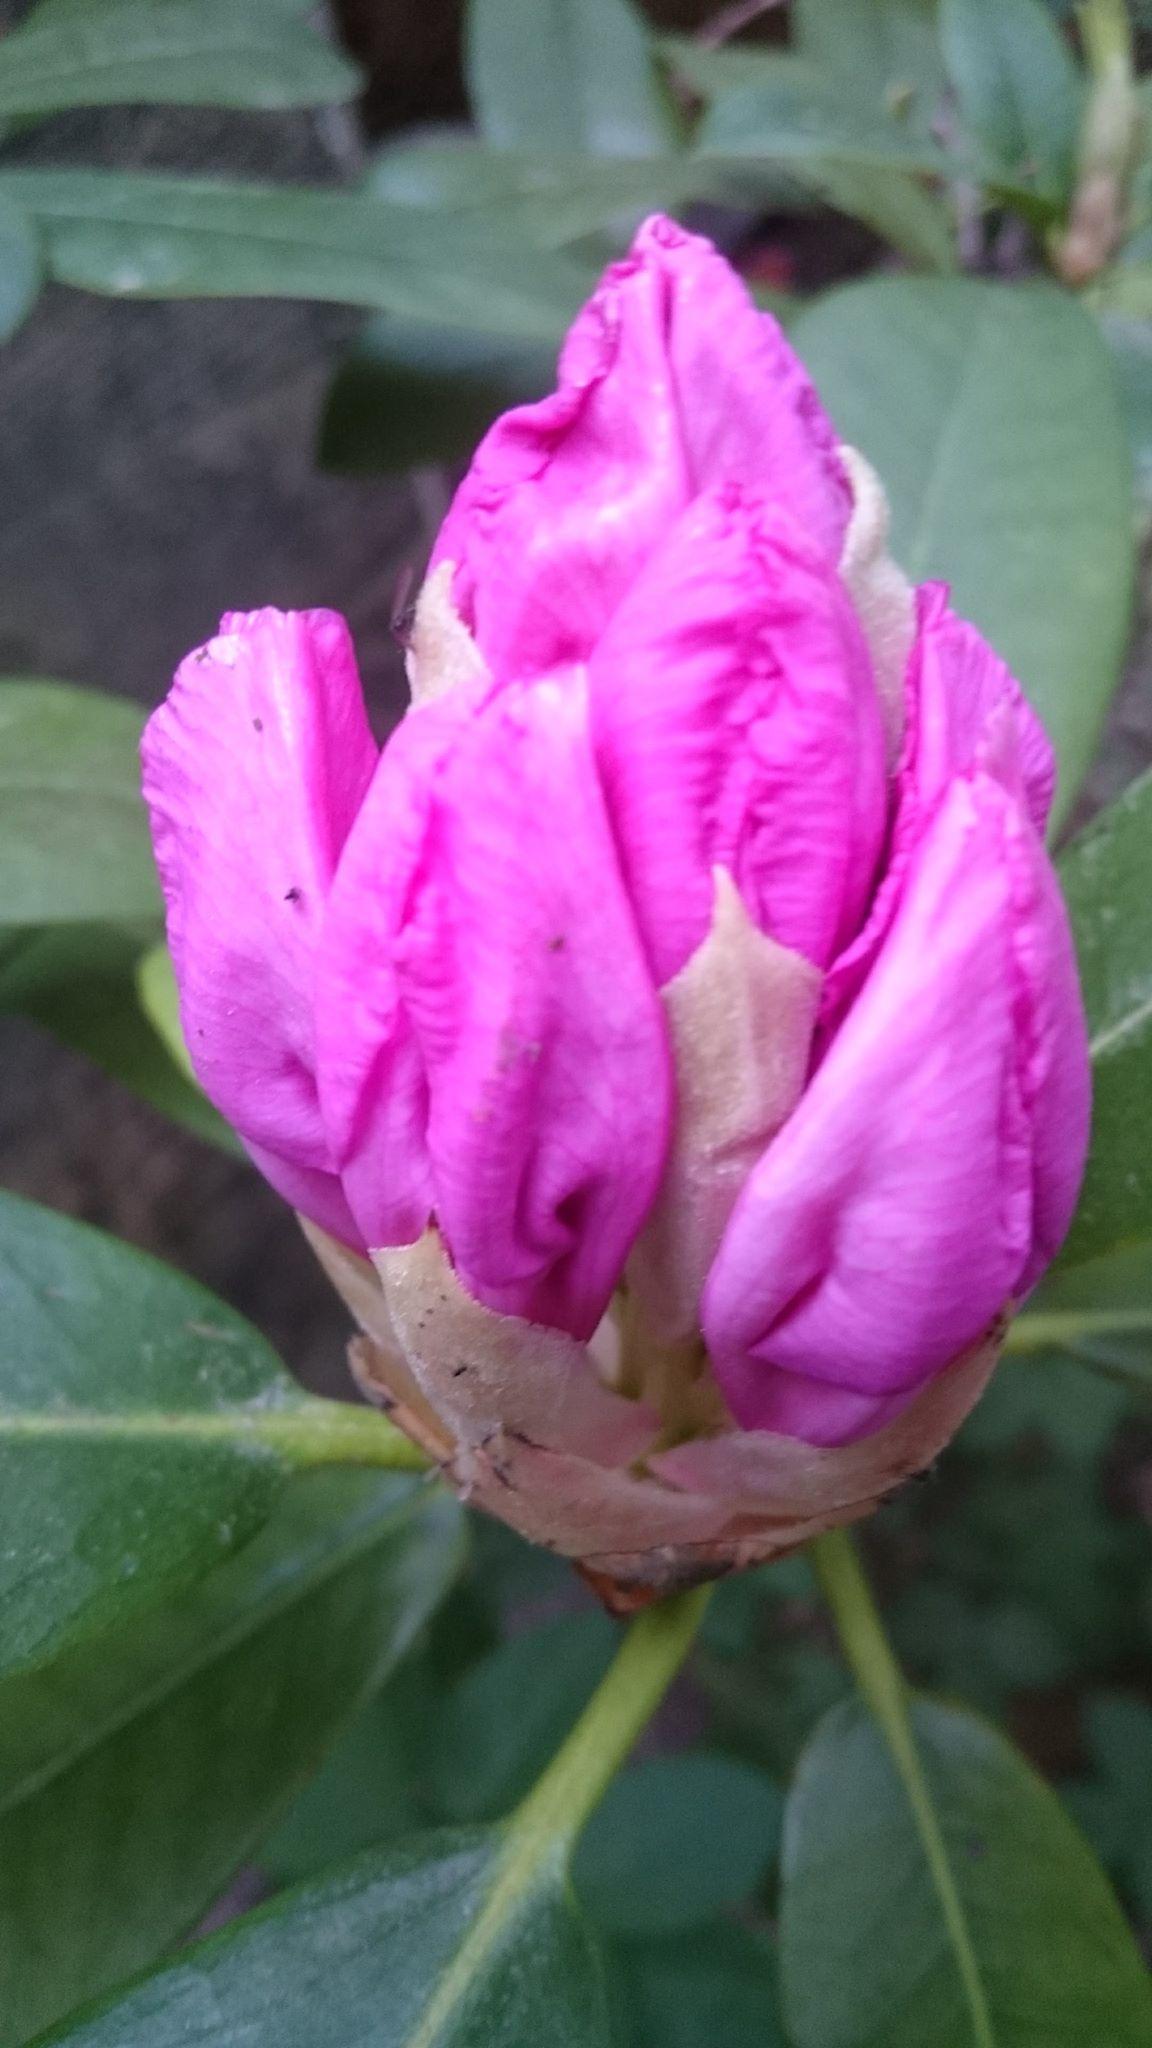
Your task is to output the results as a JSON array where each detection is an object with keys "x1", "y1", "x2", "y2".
[
  {"x1": 702, "y1": 769, "x2": 1089, "y2": 1445},
  {"x1": 819, "y1": 582, "x2": 1057, "y2": 1042},
  {"x1": 911, "y1": 583, "x2": 1056, "y2": 835},
  {"x1": 317, "y1": 671, "x2": 672, "y2": 1340},
  {"x1": 589, "y1": 485, "x2": 886, "y2": 984},
  {"x1": 432, "y1": 214, "x2": 850, "y2": 683},
  {"x1": 141, "y1": 609, "x2": 377, "y2": 1225}
]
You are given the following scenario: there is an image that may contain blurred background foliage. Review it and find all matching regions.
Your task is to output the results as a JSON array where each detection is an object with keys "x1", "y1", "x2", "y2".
[{"x1": 4, "y1": 2, "x2": 1152, "y2": 2044}]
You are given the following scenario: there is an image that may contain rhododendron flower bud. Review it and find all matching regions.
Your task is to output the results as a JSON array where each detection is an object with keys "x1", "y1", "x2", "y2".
[{"x1": 142, "y1": 217, "x2": 1090, "y2": 1599}]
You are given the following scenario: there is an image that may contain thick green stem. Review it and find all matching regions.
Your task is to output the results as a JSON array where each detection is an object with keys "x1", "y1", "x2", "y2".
[
  {"x1": 405, "y1": 1587, "x2": 712, "y2": 2048},
  {"x1": 810, "y1": 1527, "x2": 995, "y2": 2048},
  {"x1": 514, "y1": 1584, "x2": 712, "y2": 1854}
]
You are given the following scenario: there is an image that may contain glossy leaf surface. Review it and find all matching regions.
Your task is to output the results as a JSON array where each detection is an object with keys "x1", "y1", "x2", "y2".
[{"x1": 795, "y1": 277, "x2": 1132, "y2": 819}]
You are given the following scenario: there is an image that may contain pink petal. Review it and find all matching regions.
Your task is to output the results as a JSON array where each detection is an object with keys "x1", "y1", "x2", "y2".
[
  {"x1": 316, "y1": 671, "x2": 672, "y2": 1340},
  {"x1": 589, "y1": 485, "x2": 887, "y2": 984},
  {"x1": 702, "y1": 769, "x2": 1090, "y2": 1445},
  {"x1": 819, "y1": 583, "x2": 1058, "y2": 1041},
  {"x1": 431, "y1": 214, "x2": 850, "y2": 683},
  {"x1": 141, "y1": 610, "x2": 377, "y2": 1220},
  {"x1": 911, "y1": 583, "x2": 1056, "y2": 836}
]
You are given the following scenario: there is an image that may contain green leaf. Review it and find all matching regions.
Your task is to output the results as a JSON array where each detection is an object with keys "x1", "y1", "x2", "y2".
[
  {"x1": 365, "y1": 141, "x2": 709, "y2": 249},
  {"x1": 41, "y1": 1822, "x2": 611, "y2": 2048},
  {"x1": 0, "y1": 921, "x2": 237, "y2": 1151},
  {"x1": 0, "y1": 197, "x2": 42, "y2": 341},
  {"x1": 0, "y1": 1189, "x2": 420, "y2": 1680},
  {"x1": 1098, "y1": 310, "x2": 1152, "y2": 511},
  {"x1": 781, "y1": 1694, "x2": 1152, "y2": 2047},
  {"x1": 134, "y1": 937, "x2": 194, "y2": 1078},
  {"x1": 0, "y1": 679, "x2": 157, "y2": 925},
  {"x1": 666, "y1": 38, "x2": 955, "y2": 267},
  {"x1": 1008, "y1": 1246, "x2": 1152, "y2": 1386},
  {"x1": 1067, "y1": 1693, "x2": 1152, "y2": 1923},
  {"x1": 35, "y1": 1590, "x2": 711, "y2": 2048},
  {"x1": 696, "y1": 74, "x2": 956, "y2": 269},
  {"x1": 939, "y1": 0, "x2": 1084, "y2": 202},
  {"x1": 610, "y1": 1923, "x2": 787, "y2": 2048},
  {"x1": 1057, "y1": 770, "x2": 1152, "y2": 1265},
  {"x1": 320, "y1": 315, "x2": 558, "y2": 476},
  {"x1": 793, "y1": 0, "x2": 945, "y2": 132},
  {"x1": 466, "y1": 0, "x2": 677, "y2": 157},
  {"x1": 0, "y1": 171, "x2": 589, "y2": 341},
  {"x1": 793, "y1": 278, "x2": 1133, "y2": 820},
  {"x1": 0, "y1": 1, "x2": 360, "y2": 118},
  {"x1": 0, "y1": 1471, "x2": 464, "y2": 2045},
  {"x1": 696, "y1": 64, "x2": 947, "y2": 174},
  {"x1": 260, "y1": 1657, "x2": 438, "y2": 1884},
  {"x1": 573, "y1": 1754, "x2": 782, "y2": 1935},
  {"x1": 428, "y1": 1613, "x2": 617, "y2": 1823}
]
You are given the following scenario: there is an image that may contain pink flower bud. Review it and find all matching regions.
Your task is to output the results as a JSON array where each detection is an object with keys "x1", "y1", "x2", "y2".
[{"x1": 142, "y1": 217, "x2": 1089, "y2": 1596}]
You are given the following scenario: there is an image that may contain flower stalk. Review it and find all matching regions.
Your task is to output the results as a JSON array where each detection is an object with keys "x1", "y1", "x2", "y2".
[{"x1": 810, "y1": 1527, "x2": 995, "y2": 2048}]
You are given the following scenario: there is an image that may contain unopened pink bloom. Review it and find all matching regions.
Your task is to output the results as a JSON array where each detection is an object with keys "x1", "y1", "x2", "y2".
[{"x1": 143, "y1": 215, "x2": 1089, "y2": 1565}]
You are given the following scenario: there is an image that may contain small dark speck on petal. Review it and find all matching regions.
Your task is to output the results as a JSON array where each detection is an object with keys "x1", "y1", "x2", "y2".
[
  {"x1": 284, "y1": 887, "x2": 302, "y2": 904},
  {"x1": 548, "y1": 935, "x2": 566, "y2": 952},
  {"x1": 252, "y1": 716, "x2": 264, "y2": 733}
]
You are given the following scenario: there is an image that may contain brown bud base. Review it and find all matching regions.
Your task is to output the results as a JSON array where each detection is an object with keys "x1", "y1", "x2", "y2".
[{"x1": 302, "y1": 1219, "x2": 1002, "y2": 1598}]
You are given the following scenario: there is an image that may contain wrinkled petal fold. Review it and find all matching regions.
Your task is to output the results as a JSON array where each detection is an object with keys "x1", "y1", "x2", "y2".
[
  {"x1": 317, "y1": 672, "x2": 672, "y2": 1339},
  {"x1": 432, "y1": 215, "x2": 850, "y2": 683},
  {"x1": 589, "y1": 485, "x2": 886, "y2": 982}
]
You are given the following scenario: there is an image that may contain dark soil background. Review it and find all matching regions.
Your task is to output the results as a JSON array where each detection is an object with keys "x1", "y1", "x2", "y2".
[{"x1": 1, "y1": 0, "x2": 1148, "y2": 1394}]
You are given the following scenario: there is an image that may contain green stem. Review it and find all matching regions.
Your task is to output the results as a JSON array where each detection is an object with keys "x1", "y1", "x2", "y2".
[
  {"x1": 1078, "y1": 0, "x2": 1133, "y2": 77},
  {"x1": 810, "y1": 1528, "x2": 996, "y2": 2048},
  {"x1": 405, "y1": 1586, "x2": 712, "y2": 2048},
  {"x1": 0, "y1": 1397, "x2": 429, "y2": 1472},
  {"x1": 514, "y1": 1584, "x2": 712, "y2": 1853},
  {"x1": 1004, "y1": 1307, "x2": 1152, "y2": 1354}
]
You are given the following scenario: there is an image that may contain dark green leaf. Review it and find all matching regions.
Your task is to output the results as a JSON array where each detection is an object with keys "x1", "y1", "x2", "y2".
[
  {"x1": 1067, "y1": 1693, "x2": 1152, "y2": 1924},
  {"x1": 0, "y1": 197, "x2": 42, "y2": 341},
  {"x1": 940, "y1": 0, "x2": 1084, "y2": 201},
  {"x1": 610, "y1": 1923, "x2": 787, "y2": 2048},
  {"x1": 781, "y1": 1694, "x2": 1152, "y2": 2046},
  {"x1": 428, "y1": 1613, "x2": 617, "y2": 1823},
  {"x1": 794, "y1": 278, "x2": 1133, "y2": 821},
  {"x1": 0, "y1": 680, "x2": 157, "y2": 925},
  {"x1": 0, "y1": 921, "x2": 237, "y2": 1151},
  {"x1": 260, "y1": 1658, "x2": 438, "y2": 1885},
  {"x1": 320, "y1": 315, "x2": 557, "y2": 476},
  {"x1": 0, "y1": 1, "x2": 359, "y2": 118},
  {"x1": 0, "y1": 1189, "x2": 416, "y2": 1678},
  {"x1": 573, "y1": 1754, "x2": 782, "y2": 1935},
  {"x1": 0, "y1": 172, "x2": 589, "y2": 341},
  {"x1": 0, "y1": 1472, "x2": 464, "y2": 2044},
  {"x1": 42, "y1": 1822, "x2": 606, "y2": 2048},
  {"x1": 466, "y1": 0, "x2": 677, "y2": 157},
  {"x1": 1058, "y1": 771, "x2": 1152, "y2": 1264}
]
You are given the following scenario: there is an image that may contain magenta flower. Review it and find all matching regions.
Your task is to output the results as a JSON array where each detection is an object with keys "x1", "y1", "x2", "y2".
[{"x1": 143, "y1": 217, "x2": 1089, "y2": 1591}]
